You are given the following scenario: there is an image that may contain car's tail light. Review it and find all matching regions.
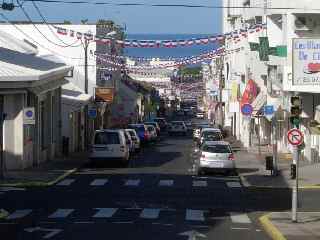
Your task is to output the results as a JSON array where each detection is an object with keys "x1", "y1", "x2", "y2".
[
  {"x1": 144, "y1": 132, "x2": 149, "y2": 140},
  {"x1": 228, "y1": 153, "x2": 235, "y2": 160},
  {"x1": 120, "y1": 145, "x2": 125, "y2": 152}
]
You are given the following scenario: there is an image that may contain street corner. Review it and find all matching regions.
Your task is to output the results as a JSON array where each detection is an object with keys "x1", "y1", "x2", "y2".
[
  {"x1": 0, "y1": 168, "x2": 79, "y2": 188},
  {"x1": 259, "y1": 213, "x2": 287, "y2": 240},
  {"x1": 0, "y1": 209, "x2": 9, "y2": 219}
]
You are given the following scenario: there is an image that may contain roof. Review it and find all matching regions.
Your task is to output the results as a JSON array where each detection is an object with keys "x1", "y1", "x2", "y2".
[
  {"x1": 203, "y1": 141, "x2": 230, "y2": 146},
  {"x1": 0, "y1": 47, "x2": 72, "y2": 82},
  {"x1": 62, "y1": 82, "x2": 92, "y2": 110},
  {"x1": 202, "y1": 128, "x2": 221, "y2": 132}
]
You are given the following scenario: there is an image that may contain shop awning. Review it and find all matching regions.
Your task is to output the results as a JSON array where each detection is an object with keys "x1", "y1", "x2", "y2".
[
  {"x1": 252, "y1": 92, "x2": 267, "y2": 115},
  {"x1": 62, "y1": 82, "x2": 92, "y2": 111}
]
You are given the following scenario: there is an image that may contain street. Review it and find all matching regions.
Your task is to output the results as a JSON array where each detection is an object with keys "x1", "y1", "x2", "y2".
[{"x1": 0, "y1": 131, "x2": 274, "y2": 240}]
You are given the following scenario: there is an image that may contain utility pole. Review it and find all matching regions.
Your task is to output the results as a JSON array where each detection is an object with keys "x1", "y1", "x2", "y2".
[
  {"x1": 83, "y1": 39, "x2": 89, "y2": 150},
  {"x1": 219, "y1": 56, "x2": 224, "y2": 127},
  {"x1": 272, "y1": 117, "x2": 278, "y2": 175}
]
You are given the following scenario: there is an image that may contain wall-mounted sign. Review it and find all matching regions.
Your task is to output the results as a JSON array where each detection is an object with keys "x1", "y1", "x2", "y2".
[
  {"x1": 95, "y1": 87, "x2": 114, "y2": 103},
  {"x1": 100, "y1": 71, "x2": 112, "y2": 81},
  {"x1": 293, "y1": 38, "x2": 320, "y2": 85},
  {"x1": 23, "y1": 107, "x2": 35, "y2": 125}
]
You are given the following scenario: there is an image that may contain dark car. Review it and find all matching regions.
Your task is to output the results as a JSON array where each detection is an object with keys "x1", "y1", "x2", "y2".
[
  {"x1": 153, "y1": 118, "x2": 168, "y2": 131},
  {"x1": 127, "y1": 124, "x2": 150, "y2": 144},
  {"x1": 145, "y1": 121, "x2": 161, "y2": 135}
]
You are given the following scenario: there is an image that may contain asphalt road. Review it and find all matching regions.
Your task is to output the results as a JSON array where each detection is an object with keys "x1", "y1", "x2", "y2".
[{"x1": 1, "y1": 127, "x2": 318, "y2": 240}]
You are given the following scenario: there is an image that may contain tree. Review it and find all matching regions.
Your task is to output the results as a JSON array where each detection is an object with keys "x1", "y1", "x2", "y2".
[
  {"x1": 63, "y1": 20, "x2": 71, "y2": 24},
  {"x1": 81, "y1": 19, "x2": 89, "y2": 24}
]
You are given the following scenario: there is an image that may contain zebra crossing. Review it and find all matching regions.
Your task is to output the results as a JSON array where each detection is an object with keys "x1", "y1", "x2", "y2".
[
  {"x1": 3, "y1": 208, "x2": 253, "y2": 225},
  {"x1": 54, "y1": 178, "x2": 242, "y2": 189}
]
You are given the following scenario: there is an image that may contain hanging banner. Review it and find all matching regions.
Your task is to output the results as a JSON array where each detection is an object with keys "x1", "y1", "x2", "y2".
[{"x1": 240, "y1": 79, "x2": 257, "y2": 106}]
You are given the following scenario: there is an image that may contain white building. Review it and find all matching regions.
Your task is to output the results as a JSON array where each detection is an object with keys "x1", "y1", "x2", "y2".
[{"x1": 222, "y1": 0, "x2": 320, "y2": 162}]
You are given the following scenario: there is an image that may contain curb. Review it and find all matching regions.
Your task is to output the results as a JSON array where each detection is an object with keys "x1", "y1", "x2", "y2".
[
  {"x1": 0, "y1": 168, "x2": 78, "y2": 187},
  {"x1": 239, "y1": 175, "x2": 320, "y2": 190},
  {"x1": 259, "y1": 213, "x2": 287, "y2": 240}
]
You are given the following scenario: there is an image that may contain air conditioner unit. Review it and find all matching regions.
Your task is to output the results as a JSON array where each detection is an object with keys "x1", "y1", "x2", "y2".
[{"x1": 294, "y1": 16, "x2": 317, "y2": 31}]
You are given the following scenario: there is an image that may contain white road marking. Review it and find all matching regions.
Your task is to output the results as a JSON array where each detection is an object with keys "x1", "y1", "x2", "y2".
[
  {"x1": 158, "y1": 180, "x2": 174, "y2": 186},
  {"x1": 193, "y1": 181, "x2": 207, "y2": 187},
  {"x1": 93, "y1": 208, "x2": 118, "y2": 218},
  {"x1": 6, "y1": 209, "x2": 32, "y2": 220},
  {"x1": 140, "y1": 208, "x2": 160, "y2": 219},
  {"x1": 48, "y1": 209, "x2": 74, "y2": 218},
  {"x1": 56, "y1": 179, "x2": 75, "y2": 186},
  {"x1": 90, "y1": 179, "x2": 108, "y2": 186},
  {"x1": 124, "y1": 179, "x2": 140, "y2": 186},
  {"x1": 231, "y1": 227, "x2": 250, "y2": 230},
  {"x1": 226, "y1": 182, "x2": 242, "y2": 188},
  {"x1": 230, "y1": 212, "x2": 252, "y2": 224},
  {"x1": 186, "y1": 209, "x2": 205, "y2": 221}
]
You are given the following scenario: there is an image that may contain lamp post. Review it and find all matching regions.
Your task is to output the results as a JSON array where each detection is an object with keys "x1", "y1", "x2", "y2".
[{"x1": 82, "y1": 30, "x2": 117, "y2": 149}]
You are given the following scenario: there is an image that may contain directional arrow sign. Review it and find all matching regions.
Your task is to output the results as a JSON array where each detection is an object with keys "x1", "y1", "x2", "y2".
[
  {"x1": 25, "y1": 227, "x2": 62, "y2": 239},
  {"x1": 179, "y1": 230, "x2": 207, "y2": 240},
  {"x1": 287, "y1": 128, "x2": 304, "y2": 146}
]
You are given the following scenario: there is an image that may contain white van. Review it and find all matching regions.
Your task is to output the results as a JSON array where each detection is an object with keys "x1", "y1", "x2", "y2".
[{"x1": 89, "y1": 129, "x2": 130, "y2": 166}]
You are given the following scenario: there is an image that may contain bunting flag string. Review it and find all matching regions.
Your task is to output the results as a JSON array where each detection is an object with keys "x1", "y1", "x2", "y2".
[{"x1": 54, "y1": 23, "x2": 266, "y2": 48}]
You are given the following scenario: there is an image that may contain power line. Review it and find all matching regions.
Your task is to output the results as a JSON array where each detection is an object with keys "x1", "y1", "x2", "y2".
[
  {"x1": 30, "y1": 0, "x2": 82, "y2": 47},
  {"x1": 0, "y1": 12, "x2": 85, "y2": 60},
  {"x1": 20, "y1": 0, "x2": 320, "y2": 10},
  {"x1": 17, "y1": 0, "x2": 84, "y2": 48}
]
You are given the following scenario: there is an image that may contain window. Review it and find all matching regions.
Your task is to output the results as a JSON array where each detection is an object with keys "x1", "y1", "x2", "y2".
[
  {"x1": 94, "y1": 132, "x2": 120, "y2": 145},
  {"x1": 202, "y1": 145, "x2": 231, "y2": 153},
  {"x1": 202, "y1": 132, "x2": 222, "y2": 141}
]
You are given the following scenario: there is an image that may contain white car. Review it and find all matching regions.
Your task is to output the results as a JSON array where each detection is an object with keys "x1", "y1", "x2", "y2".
[
  {"x1": 168, "y1": 121, "x2": 187, "y2": 136},
  {"x1": 197, "y1": 141, "x2": 235, "y2": 175},
  {"x1": 146, "y1": 125, "x2": 158, "y2": 142},
  {"x1": 89, "y1": 129, "x2": 130, "y2": 166},
  {"x1": 125, "y1": 129, "x2": 141, "y2": 152}
]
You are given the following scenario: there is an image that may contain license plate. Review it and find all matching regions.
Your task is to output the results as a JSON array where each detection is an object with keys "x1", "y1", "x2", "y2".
[
  {"x1": 95, "y1": 147, "x2": 108, "y2": 151},
  {"x1": 210, "y1": 162, "x2": 224, "y2": 168}
]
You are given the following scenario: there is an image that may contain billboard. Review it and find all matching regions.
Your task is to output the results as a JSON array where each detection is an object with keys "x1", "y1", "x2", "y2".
[
  {"x1": 95, "y1": 87, "x2": 114, "y2": 103},
  {"x1": 293, "y1": 38, "x2": 320, "y2": 85}
]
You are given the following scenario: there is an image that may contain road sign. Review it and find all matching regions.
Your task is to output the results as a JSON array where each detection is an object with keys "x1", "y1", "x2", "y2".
[
  {"x1": 241, "y1": 104, "x2": 253, "y2": 116},
  {"x1": 264, "y1": 105, "x2": 274, "y2": 121},
  {"x1": 23, "y1": 107, "x2": 35, "y2": 125},
  {"x1": 88, "y1": 108, "x2": 97, "y2": 118},
  {"x1": 287, "y1": 129, "x2": 304, "y2": 146}
]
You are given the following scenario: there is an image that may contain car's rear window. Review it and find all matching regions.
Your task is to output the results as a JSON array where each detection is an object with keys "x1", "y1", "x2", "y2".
[
  {"x1": 202, "y1": 144, "x2": 231, "y2": 153},
  {"x1": 94, "y1": 132, "x2": 120, "y2": 145},
  {"x1": 202, "y1": 132, "x2": 222, "y2": 141},
  {"x1": 147, "y1": 126, "x2": 153, "y2": 131},
  {"x1": 127, "y1": 131, "x2": 136, "y2": 137}
]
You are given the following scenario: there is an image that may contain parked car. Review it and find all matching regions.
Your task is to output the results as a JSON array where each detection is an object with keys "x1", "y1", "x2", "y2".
[
  {"x1": 153, "y1": 117, "x2": 168, "y2": 131},
  {"x1": 125, "y1": 129, "x2": 141, "y2": 152},
  {"x1": 196, "y1": 141, "x2": 235, "y2": 175},
  {"x1": 199, "y1": 128, "x2": 223, "y2": 146},
  {"x1": 145, "y1": 121, "x2": 161, "y2": 135},
  {"x1": 124, "y1": 130, "x2": 135, "y2": 154},
  {"x1": 196, "y1": 112, "x2": 205, "y2": 119},
  {"x1": 127, "y1": 124, "x2": 151, "y2": 144},
  {"x1": 89, "y1": 129, "x2": 130, "y2": 166},
  {"x1": 193, "y1": 124, "x2": 212, "y2": 141},
  {"x1": 168, "y1": 121, "x2": 187, "y2": 136},
  {"x1": 146, "y1": 125, "x2": 158, "y2": 142}
]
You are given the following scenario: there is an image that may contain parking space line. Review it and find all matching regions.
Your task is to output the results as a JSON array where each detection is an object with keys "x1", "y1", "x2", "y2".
[
  {"x1": 226, "y1": 182, "x2": 242, "y2": 188},
  {"x1": 48, "y1": 209, "x2": 74, "y2": 218},
  {"x1": 56, "y1": 179, "x2": 75, "y2": 186},
  {"x1": 90, "y1": 179, "x2": 109, "y2": 186},
  {"x1": 124, "y1": 179, "x2": 141, "y2": 186},
  {"x1": 158, "y1": 180, "x2": 174, "y2": 187},
  {"x1": 186, "y1": 209, "x2": 205, "y2": 221},
  {"x1": 140, "y1": 208, "x2": 160, "y2": 219},
  {"x1": 6, "y1": 209, "x2": 32, "y2": 220},
  {"x1": 93, "y1": 208, "x2": 118, "y2": 218},
  {"x1": 230, "y1": 212, "x2": 252, "y2": 224},
  {"x1": 192, "y1": 180, "x2": 207, "y2": 187}
]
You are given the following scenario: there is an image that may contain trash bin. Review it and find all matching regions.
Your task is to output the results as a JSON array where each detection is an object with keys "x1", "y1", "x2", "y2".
[{"x1": 265, "y1": 156, "x2": 273, "y2": 171}]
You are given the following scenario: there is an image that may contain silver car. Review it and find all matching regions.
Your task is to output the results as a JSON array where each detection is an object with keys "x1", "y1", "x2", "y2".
[{"x1": 196, "y1": 141, "x2": 235, "y2": 175}]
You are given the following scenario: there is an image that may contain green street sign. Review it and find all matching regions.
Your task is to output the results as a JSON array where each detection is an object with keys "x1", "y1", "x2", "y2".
[{"x1": 250, "y1": 37, "x2": 287, "y2": 61}]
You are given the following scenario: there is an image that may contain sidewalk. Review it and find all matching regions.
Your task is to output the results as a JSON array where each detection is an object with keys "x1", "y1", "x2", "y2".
[
  {"x1": 227, "y1": 136, "x2": 320, "y2": 189},
  {"x1": 260, "y1": 212, "x2": 320, "y2": 240},
  {"x1": 0, "y1": 152, "x2": 88, "y2": 187}
]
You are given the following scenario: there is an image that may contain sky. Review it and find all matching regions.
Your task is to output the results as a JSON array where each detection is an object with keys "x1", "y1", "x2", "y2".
[{"x1": 4, "y1": 0, "x2": 222, "y2": 34}]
